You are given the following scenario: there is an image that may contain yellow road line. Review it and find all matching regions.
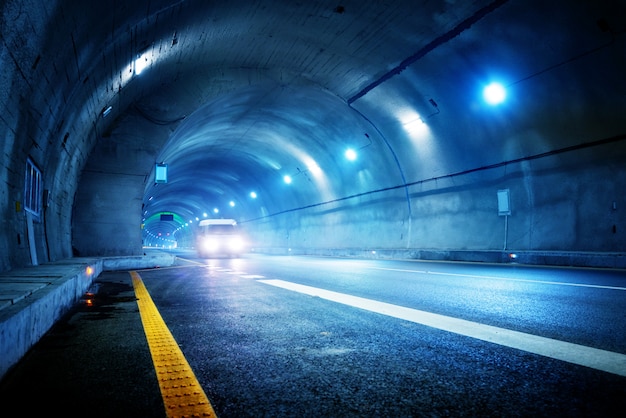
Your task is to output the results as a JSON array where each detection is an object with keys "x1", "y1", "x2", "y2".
[{"x1": 131, "y1": 271, "x2": 218, "y2": 418}]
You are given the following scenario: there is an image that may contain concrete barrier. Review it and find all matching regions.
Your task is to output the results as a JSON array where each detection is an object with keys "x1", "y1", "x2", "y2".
[{"x1": 0, "y1": 252, "x2": 176, "y2": 381}]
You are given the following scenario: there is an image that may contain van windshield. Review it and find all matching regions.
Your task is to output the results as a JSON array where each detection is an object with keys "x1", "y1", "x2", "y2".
[{"x1": 201, "y1": 224, "x2": 236, "y2": 235}]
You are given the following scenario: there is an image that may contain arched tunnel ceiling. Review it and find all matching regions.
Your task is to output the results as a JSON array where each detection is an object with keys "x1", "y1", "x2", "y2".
[
  {"x1": 65, "y1": 0, "x2": 625, "y2": 244},
  {"x1": 143, "y1": 80, "x2": 386, "y2": 230}
]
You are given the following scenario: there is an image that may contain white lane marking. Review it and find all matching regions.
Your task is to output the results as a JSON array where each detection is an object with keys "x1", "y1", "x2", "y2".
[
  {"x1": 368, "y1": 267, "x2": 626, "y2": 291},
  {"x1": 258, "y1": 279, "x2": 626, "y2": 377}
]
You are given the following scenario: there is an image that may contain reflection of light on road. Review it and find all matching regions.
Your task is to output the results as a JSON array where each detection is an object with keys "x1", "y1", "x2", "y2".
[
  {"x1": 367, "y1": 267, "x2": 626, "y2": 291},
  {"x1": 131, "y1": 271, "x2": 218, "y2": 417},
  {"x1": 258, "y1": 279, "x2": 626, "y2": 377}
]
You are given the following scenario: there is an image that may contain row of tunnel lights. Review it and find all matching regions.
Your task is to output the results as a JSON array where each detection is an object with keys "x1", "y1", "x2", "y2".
[
  {"x1": 144, "y1": 141, "x2": 366, "y2": 232},
  {"x1": 145, "y1": 82, "x2": 508, "y2": 235},
  {"x1": 282, "y1": 82, "x2": 506, "y2": 183}
]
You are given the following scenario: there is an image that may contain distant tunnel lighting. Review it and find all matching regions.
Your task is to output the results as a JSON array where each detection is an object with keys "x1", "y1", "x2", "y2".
[
  {"x1": 250, "y1": 191, "x2": 257, "y2": 199},
  {"x1": 305, "y1": 159, "x2": 322, "y2": 176},
  {"x1": 483, "y1": 82, "x2": 506, "y2": 105},
  {"x1": 203, "y1": 212, "x2": 208, "y2": 218},
  {"x1": 229, "y1": 201, "x2": 235, "y2": 207},
  {"x1": 101, "y1": 106, "x2": 113, "y2": 118},
  {"x1": 213, "y1": 208, "x2": 219, "y2": 214},
  {"x1": 135, "y1": 55, "x2": 147, "y2": 75},
  {"x1": 345, "y1": 148, "x2": 357, "y2": 161},
  {"x1": 283, "y1": 175, "x2": 292, "y2": 184}
]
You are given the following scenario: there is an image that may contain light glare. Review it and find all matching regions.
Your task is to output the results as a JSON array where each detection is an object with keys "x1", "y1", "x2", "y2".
[
  {"x1": 345, "y1": 148, "x2": 357, "y2": 161},
  {"x1": 135, "y1": 55, "x2": 147, "y2": 75},
  {"x1": 483, "y1": 82, "x2": 506, "y2": 105}
]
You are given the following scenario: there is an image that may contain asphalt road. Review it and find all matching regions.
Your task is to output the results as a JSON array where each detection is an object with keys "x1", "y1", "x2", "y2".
[{"x1": 1, "y1": 252, "x2": 625, "y2": 417}]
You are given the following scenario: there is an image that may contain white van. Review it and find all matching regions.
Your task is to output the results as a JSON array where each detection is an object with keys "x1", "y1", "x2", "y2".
[{"x1": 196, "y1": 219, "x2": 246, "y2": 258}]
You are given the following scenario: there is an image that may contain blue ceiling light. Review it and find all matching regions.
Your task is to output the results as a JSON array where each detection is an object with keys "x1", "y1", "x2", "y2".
[
  {"x1": 134, "y1": 54, "x2": 148, "y2": 75},
  {"x1": 483, "y1": 82, "x2": 507, "y2": 105},
  {"x1": 345, "y1": 148, "x2": 357, "y2": 161},
  {"x1": 250, "y1": 191, "x2": 257, "y2": 199},
  {"x1": 283, "y1": 175, "x2": 292, "y2": 184}
]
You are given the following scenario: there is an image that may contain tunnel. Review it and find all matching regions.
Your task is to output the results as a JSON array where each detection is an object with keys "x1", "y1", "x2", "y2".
[{"x1": 1, "y1": 0, "x2": 626, "y2": 273}]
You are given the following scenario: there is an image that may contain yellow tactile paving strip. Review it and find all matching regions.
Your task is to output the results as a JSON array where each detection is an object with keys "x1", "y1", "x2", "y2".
[{"x1": 131, "y1": 271, "x2": 218, "y2": 418}]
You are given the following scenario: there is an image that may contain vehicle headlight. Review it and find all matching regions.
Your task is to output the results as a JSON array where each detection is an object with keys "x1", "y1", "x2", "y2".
[{"x1": 201, "y1": 237, "x2": 220, "y2": 251}]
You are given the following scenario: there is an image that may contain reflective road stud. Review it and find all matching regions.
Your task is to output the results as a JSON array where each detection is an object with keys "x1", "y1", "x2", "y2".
[{"x1": 131, "y1": 271, "x2": 218, "y2": 418}]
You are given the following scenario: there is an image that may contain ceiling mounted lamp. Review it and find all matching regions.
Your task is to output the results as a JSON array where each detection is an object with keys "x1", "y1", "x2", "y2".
[
  {"x1": 134, "y1": 53, "x2": 148, "y2": 75},
  {"x1": 483, "y1": 82, "x2": 507, "y2": 105},
  {"x1": 345, "y1": 148, "x2": 357, "y2": 161},
  {"x1": 101, "y1": 106, "x2": 113, "y2": 118},
  {"x1": 345, "y1": 132, "x2": 373, "y2": 161}
]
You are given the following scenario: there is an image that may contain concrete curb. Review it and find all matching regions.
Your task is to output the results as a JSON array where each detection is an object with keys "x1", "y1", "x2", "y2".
[{"x1": 0, "y1": 252, "x2": 176, "y2": 381}]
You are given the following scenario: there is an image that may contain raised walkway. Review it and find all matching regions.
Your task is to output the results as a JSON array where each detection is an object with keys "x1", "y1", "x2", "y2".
[{"x1": 0, "y1": 250, "x2": 176, "y2": 380}]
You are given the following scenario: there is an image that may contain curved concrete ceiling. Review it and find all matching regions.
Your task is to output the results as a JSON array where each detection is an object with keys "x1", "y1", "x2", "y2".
[
  {"x1": 2, "y1": 0, "x2": 625, "y2": 268},
  {"x1": 127, "y1": 0, "x2": 625, "y2": 245}
]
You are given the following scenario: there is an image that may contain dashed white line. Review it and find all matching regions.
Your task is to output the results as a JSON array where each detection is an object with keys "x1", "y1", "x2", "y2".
[{"x1": 258, "y1": 279, "x2": 626, "y2": 377}]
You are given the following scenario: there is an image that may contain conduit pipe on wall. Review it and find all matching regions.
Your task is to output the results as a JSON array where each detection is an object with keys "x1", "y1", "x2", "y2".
[{"x1": 347, "y1": 0, "x2": 509, "y2": 105}]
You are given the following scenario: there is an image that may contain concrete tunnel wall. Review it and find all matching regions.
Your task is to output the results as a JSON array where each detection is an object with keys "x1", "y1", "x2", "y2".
[
  {"x1": 70, "y1": 72, "x2": 625, "y2": 262},
  {"x1": 248, "y1": 139, "x2": 626, "y2": 256}
]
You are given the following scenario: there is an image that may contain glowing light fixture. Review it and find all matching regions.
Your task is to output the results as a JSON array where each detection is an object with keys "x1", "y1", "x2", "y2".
[
  {"x1": 345, "y1": 148, "x2": 357, "y2": 161},
  {"x1": 483, "y1": 82, "x2": 506, "y2": 105},
  {"x1": 135, "y1": 54, "x2": 148, "y2": 75},
  {"x1": 229, "y1": 201, "x2": 235, "y2": 207},
  {"x1": 283, "y1": 175, "x2": 292, "y2": 184},
  {"x1": 304, "y1": 158, "x2": 322, "y2": 176},
  {"x1": 101, "y1": 106, "x2": 113, "y2": 118},
  {"x1": 250, "y1": 191, "x2": 257, "y2": 199}
]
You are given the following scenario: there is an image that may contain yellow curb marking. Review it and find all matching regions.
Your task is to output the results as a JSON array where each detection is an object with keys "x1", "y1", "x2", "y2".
[{"x1": 131, "y1": 271, "x2": 217, "y2": 418}]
